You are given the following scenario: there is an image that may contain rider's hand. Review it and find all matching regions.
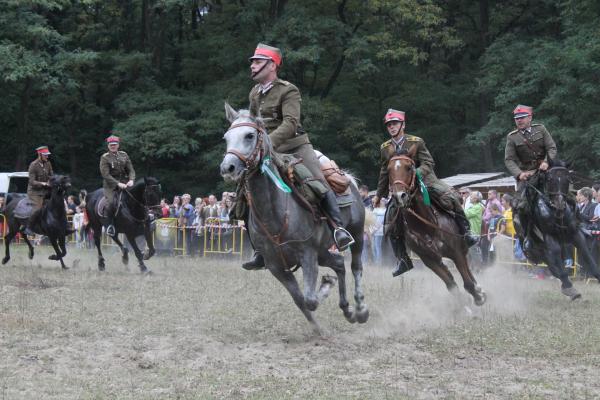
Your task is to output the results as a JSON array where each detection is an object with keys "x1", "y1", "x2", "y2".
[
  {"x1": 118, "y1": 182, "x2": 128, "y2": 189},
  {"x1": 126, "y1": 180, "x2": 134, "y2": 187},
  {"x1": 539, "y1": 161, "x2": 549, "y2": 171},
  {"x1": 518, "y1": 171, "x2": 533, "y2": 181}
]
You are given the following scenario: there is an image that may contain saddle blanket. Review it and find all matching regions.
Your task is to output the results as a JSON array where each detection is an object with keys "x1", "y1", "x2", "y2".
[
  {"x1": 96, "y1": 197, "x2": 110, "y2": 218},
  {"x1": 335, "y1": 192, "x2": 354, "y2": 208},
  {"x1": 14, "y1": 198, "x2": 36, "y2": 219}
]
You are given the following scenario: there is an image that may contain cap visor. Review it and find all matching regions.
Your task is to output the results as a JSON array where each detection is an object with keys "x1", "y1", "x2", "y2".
[
  {"x1": 513, "y1": 113, "x2": 530, "y2": 119},
  {"x1": 249, "y1": 55, "x2": 271, "y2": 62}
]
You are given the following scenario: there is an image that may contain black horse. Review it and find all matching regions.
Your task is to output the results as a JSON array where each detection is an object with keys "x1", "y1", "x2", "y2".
[
  {"x1": 520, "y1": 159, "x2": 600, "y2": 299},
  {"x1": 84, "y1": 177, "x2": 161, "y2": 273},
  {"x1": 2, "y1": 175, "x2": 72, "y2": 269}
]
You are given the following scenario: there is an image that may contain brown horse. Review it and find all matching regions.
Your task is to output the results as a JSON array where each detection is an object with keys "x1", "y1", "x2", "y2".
[{"x1": 386, "y1": 146, "x2": 486, "y2": 306}]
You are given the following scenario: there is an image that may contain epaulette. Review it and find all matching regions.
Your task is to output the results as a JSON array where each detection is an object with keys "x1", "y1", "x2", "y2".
[
  {"x1": 380, "y1": 139, "x2": 392, "y2": 149},
  {"x1": 118, "y1": 150, "x2": 127, "y2": 155},
  {"x1": 405, "y1": 134, "x2": 422, "y2": 142},
  {"x1": 531, "y1": 123, "x2": 542, "y2": 127},
  {"x1": 277, "y1": 79, "x2": 291, "y2": 86},
  {"x1": 101, "y1": 152, "x2": 110, "y2": 157},
  {"x1": 508, "y1": 129, "x2": 518, "y2": 136}
]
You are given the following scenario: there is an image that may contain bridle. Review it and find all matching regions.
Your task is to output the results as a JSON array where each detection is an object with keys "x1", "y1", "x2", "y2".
[
  {"x1": 121, "y1": 182, "x2": 162, "y2": 222},
  {"x1": 388, "y1": 155, "x2": 416, "y2": 194},
  {"x1": 225, "y1": 122, "x2": 265, "y2": 170}
]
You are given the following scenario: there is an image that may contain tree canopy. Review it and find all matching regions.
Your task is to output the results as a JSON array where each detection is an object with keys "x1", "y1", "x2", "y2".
[{"x1": 1, "y1": 0, "x2": 599, "y2": 197}]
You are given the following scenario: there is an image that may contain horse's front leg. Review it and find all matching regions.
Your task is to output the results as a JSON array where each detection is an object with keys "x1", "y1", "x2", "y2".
[
  {"x1": 543, "y1": 234, "x2": 580, "y2": 300},
  {"x1": 268, "y1": 263, "x2": 322, "y2": 335},
  {"x1": 451, "y1": 248, "x2": 486, "y2": 306},
  {"x1": 350, "y1": 242, "x2": 369, "y2": 323},
  {"x1": 2, "y1": 228, "x2": 18, "y2": 265},
  {"x1": 48, "y1": 235, "x2": 68, "y2": 270},
  {"x1": 125, "y1": 233, "x2": 149, "y2": 274},
  {"x1": 20, "y1": 228, "x2": 35, "y2": 260},
  {"x1": 111, "y1": 234, "x2": 129, "y2": 265},
  {"x1": 301, "y1": 250, "x2": 319, "y2": 311},
  {"x1": 143, "y1": 219, "x2": 155, "y2": 260},
  {"x1": 318, "y1": 250, "x2": 353, "y2": 322},
  {"x1": 58, "y1": 234, "x2": 67, "y2": 257},
  {"x1": 93, "y1": 228, "x2": 105, "y2": 271}
]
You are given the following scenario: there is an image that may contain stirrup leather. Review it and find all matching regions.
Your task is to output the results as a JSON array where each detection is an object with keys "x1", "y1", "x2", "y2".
[{"x1": 333, "y1": 227, "x2": 355, "y2": 251}]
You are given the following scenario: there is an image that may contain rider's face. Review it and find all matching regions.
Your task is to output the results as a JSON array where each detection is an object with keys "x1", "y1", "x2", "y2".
[
  {"x1": 108, "y1": 143, "x2": 119, "y2": 152},
  {"x1": 514, "y1": 115, "x2": 532, "y2": 130},
  {"x1": 386, "y1": 121, "x2": 403, "y2": 138},
  {"x1": 250, "y1": 59, "x2": 275, "y2": 82}
]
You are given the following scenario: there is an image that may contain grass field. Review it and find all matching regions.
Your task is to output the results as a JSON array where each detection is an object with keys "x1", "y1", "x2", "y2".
[{"x1": 1, "y1": 245, "x2": 600, "y2": 399}]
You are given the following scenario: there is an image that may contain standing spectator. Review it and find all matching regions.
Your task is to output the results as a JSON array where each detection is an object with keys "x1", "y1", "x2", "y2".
[
  {"x1": 169, "y1": 195, "x2": 181, "y2": 218},
  {"x1": 178, "y1": 194, "x2": 195, "y2": 254},
  {"x1": 371, "y1": 198, "x2": 387, "y2": 265},
  {"x1": 465, "y1": 191, "x2": 484, "y2": 236},
  {"x1": 66, "y1": 195, "x2": 77, "y2": 215},
  {"x1": 499, "y1": 194, "x2": 515, "y2": 238},
  {"x1": 203, "y1": 194, "x2": 220, "y2": 224},
  {"x1": 192, "y1": 197, "x2": 205, "y2": 237},
  {"x1": 483, "y1": 190, "x2": 503, "y2": 223},
  {"x1": 577, "y1": 187, "x2": 598, "y2": 277},
  {"x1": 486, "y1": 204, "x2": 503, "y2": 264},
  {"x1": 160, "y1": 198, "x2": 170, "y2": 218},
  {"x1": 459, "y1": 187, "x2": 472, "y2": 209},
  {"x1": 72, "y1": 206, "x2": 85, "y2": 248},
  {"x1": 359, "y1": 185, "x2": 372, "y2": 210}
]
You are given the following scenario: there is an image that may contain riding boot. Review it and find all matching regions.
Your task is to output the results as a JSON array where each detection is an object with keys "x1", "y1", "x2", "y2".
[
  {"x1": 390, "y1": 234, "x2": 414, "y2": 277},
  {"x1": 321, "y1": 191, "x2": 354, "y2": 251},
  {"x1": 454, "y1": 209, "x2": 479, "y2": 247},
  {"x1": 240, "y1": 216, "x2": 265, "y2": 270},
  {"x1": 104, "y1": 201, "x2": 116, "y2": 237}
]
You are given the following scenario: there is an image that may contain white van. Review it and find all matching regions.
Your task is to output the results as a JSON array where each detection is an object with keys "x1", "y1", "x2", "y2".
[{"x1": 0, "y1": 172, "x2": 29, "y2": 198}]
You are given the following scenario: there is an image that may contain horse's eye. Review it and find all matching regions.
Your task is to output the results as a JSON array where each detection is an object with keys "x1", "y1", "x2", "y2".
[{"x1": 245, "y1": 133, "x2": 254, "y2": 140}]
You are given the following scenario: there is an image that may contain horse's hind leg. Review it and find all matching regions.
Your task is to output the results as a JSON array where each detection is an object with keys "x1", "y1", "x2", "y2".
[
  {"x1": 544, "y1": 234, "x2": 580, "y2": 300},
  {"x1": 143, "y1": 220, "x2": 155, "y2": 260},
  {"x1": 300, "y1": 251, "x2": 320, "y2": 311},
  {"x1": 319, "y1": 250, "x2": 354, "y2": 323},
  {"x1": 350, "y1": 244, "x2": 369, "y2": 323},
  {"x1": 268, "y1": 266, "x2": 321, "y2": 334},
  {"x1": 93, "y1": 229, "x2": 105, "y2": 271},
  {"x1": 20, "y1": 229, "x2": 35, "y2": 260},
  {"x1": 2, "y1": 229, "x2": 18, "y2": 265},
  {"x1": 419, "y1": 253, "x2": 458, "y2": 292}
]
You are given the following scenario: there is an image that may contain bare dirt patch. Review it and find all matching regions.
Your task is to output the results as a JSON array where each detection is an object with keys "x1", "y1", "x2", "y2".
[{"x1": 1, "y1": 245, "x2": 600, "y2": 399}]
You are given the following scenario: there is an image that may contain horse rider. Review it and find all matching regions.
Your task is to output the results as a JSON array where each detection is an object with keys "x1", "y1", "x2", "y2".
[
  {"x1": 372, "y1": 109, "x2": 479, "y2": 276},
  {"x1": 240, "y1": 43, "x2": 354, "y2": 270},
  {"x1": 504, "y1": 104, "x2": 557, "y2": 249},
  {"x1": 25, "y1": 145, "x2": 54, "y2": 234},
  {"x1": 100, "y1": 135, "x2": 135, "y2": 237}
]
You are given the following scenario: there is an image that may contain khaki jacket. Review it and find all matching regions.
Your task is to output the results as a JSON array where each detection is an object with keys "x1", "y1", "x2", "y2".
[
  {"x1": 504, "y1": 124, "x2": 557, "y2": 177},
  {"x1": 27, "y1": 159, "x2": 53, "y2": 197},
  {"x1": 100, "y1": 151, "x2": 135, "y2": 197},
  {"x1": 249, "y1": 78, "x2": 310, "y2": 152}
]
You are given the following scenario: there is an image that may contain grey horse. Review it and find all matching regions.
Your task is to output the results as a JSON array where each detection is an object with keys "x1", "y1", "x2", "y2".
[{"x1": 220, "y1": 104, "x2": 368, "y2": 332}]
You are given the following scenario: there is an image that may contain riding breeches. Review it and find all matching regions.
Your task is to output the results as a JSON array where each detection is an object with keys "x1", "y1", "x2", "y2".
[
  {"x1": 28, "y1": 194, "x2": 44, "y2": 210},
  {"x1": 427, "y1": 181, "x2": 462, "y2": 213}
]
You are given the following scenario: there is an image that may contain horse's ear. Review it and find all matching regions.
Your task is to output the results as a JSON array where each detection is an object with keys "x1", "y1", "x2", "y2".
[
  {"x1": 224, "y1": 102, "x2": 239, "y2": 123},
  {"x1": 407, "y1": 144, "x2": 417, "y2": 159}
]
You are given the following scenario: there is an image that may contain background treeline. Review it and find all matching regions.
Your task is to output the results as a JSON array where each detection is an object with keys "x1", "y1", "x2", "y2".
[{"x1": 1, "y1": 0, "x2": 599, "y2": 197}]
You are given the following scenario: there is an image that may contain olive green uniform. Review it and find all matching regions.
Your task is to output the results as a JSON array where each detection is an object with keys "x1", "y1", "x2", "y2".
[
  {"x1": 249, "y1": 78, "x2": 326, "y2": 186},
  {"x1": 504, "y1": 123, "x2": 557, "y2": 190},
  {"x1": 376, "y1": 134, "x2": 460, "y2": 211},
  {"x1": 100, "y1": 151, "x2": 135, "y2": 201},
  {"x1": 27, "y1": 159, "x2": 53, "y2": 209}
]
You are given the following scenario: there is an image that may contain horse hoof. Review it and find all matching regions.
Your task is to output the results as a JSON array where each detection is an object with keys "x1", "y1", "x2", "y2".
[
  {"x1": 2, "y1": 257, "x2": 9, "y2": 265},
  {"x1": 356, "y1": 306, "x2": 369, "y2": 324},
  {"x1": 143, "y1": 249, "x2": 155, "y2": 260},
  {"x1": 141, "y1": 268, "x2": 152, "y2": 275},
  {"x1": 98, "y1": 265, "x2": 105, "y2": 272},
  {"x1": 62, "y1": 265, "x2": 69, "y2": 270},
  {"x1": 343, "y1": 306, "x2": 357, "y2": 323},
  {"x1": 474, "y1": 291, "x2": 487, "y2": 306},
  {"x1": 28, "y1": 251, "x2": 34, "y2": 260},
  {"x1": 49, "y1": 255, "x2": 58, "y2": 261},
  {"x1": 305, "y1": 298, "x2": 319, "y2": 312},
  {"x1": 561, "y1": 286, "x2": 581, "y2": 300}
]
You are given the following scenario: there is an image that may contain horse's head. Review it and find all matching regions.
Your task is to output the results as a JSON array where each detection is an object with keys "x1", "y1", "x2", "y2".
[
  {"x1": 387, "y1": 145, "x2": 417, "y2": 208},
  {"x1": 49, "y1": 175, "x2": 71, "y2": 194},
  {"x1": 142, "y1": 177, "x2": 162, "y2": 211},
  {"x1": 220, "y1": 102, "x2": 268, "y2": 182},
  {"x1": 544, "y1": 158, "x2": 571, "y2": 211}
]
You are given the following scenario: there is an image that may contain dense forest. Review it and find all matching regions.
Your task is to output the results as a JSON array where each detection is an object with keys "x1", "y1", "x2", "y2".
[{"x1": 1, "y1": 0, "x2": 599, "y2": 197}]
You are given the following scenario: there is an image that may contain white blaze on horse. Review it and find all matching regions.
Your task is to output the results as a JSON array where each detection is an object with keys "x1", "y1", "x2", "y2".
[{"x1": 220, "y1": 103, "x2": 368, "y2": 332}]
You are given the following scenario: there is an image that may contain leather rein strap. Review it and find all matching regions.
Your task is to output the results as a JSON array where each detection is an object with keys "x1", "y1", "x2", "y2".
[
  {"x1": 389, "y1": 155, "x2": 416, "y2": 192},
  {"x1": 225, "y1": 122, "x2": 265, "y2": 170}
]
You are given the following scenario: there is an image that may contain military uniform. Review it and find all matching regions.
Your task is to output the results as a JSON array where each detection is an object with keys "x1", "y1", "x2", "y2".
[
  {"x1": 100, "y1": 150, "x2": 135, "y2": 201},
  {"x1": 376, "y1": 134, "x2": 460, "y2": 212},
  {"x1": 504, "y1": 123, "x2": 557, "y2": 190},
  {"x1": 27, "y1": 158, "x2": 53, "y2": 209}
]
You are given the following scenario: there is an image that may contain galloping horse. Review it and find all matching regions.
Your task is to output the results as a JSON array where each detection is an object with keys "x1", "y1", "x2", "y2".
[
  {"x1": 84, "y1": 177, "x2": 161, "y2": 273},
  {"x1": 3, "y1": 175, "x2": 72, "y2": 269},
  {"x1": 386, "y1": 146, "x2": 486, "y2": 306},
  {"x1": 519, "y1": 160, "x2": 600, "y2": 299},
  {"x1": 220, "y1": 104, "x2": 368, "y2": 332}
]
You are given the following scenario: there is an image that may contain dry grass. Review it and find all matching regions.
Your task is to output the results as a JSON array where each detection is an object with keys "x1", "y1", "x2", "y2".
[{"x1": 1, "y1": 245, "x2": 600, "y2": 399}]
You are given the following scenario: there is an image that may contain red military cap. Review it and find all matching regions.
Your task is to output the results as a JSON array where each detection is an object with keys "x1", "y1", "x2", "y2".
[
  {"x1": 249, "y1": 43, "x2": 283, "y2": 66},
  {"x1": 105, "y1": 135, "x2": 120, "y2": 144},
  {"x1": 384, "y1": 109, "x2": 405, "y2": 124},
  {"x1": 35, "y1": 146, "x2": 51, "y2": 155},
  {"x1": 513, "y1": 104, "x2": 533, "y2": 119}
]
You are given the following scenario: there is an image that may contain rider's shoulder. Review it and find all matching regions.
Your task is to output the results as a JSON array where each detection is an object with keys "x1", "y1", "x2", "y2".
[
  {"x1": 117, "y1": 150, "x2": 129, "y2": 157},
  {"x1": 405, "y1": 134, "x2": 423, "y2": 142},
  {"x1": 531, "y1": 123, "x2": 547, "y2": 132},
  {"x1": 381, "y1": 139, "x2": 392, "y2": 149},
  {"x1": 275, "y1": 79, "x2": 298, "y2": 91},
  {"x1": 507, "y1": 129, "x2": 519, "y2": 136},
  {"x1": 101, "y1": 152, "x2": 111, "y2": 158}
]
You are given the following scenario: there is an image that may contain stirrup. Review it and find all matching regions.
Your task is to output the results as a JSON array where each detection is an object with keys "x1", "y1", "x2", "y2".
[
  {"x1": 106, "y1": 225, "x2": 116, "y2": 237},
  {"x1": 333, "y1": 227, "x2": 355, "y2": 251}
]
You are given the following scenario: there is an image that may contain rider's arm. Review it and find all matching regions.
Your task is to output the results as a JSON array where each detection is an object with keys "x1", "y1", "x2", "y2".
[
  {"x1": 125, "y1": 154, "x2": 136, "y2": 182},
  {"x1": 504, "y1": 138, "x2": 522, "y2": 178},
  {"x1": 542, "y1": 127, "x2": 557, "y2": 162},
  {"x1": 99, "y1": 156, "x2": 120, "y2": 187},
  {"x1": 415, "y1": 140, "x2": 436, "y2": 178},
  {"x1": 375, "y1": 148, "x2": 390, "y2": 199},
  {"x1": 28, "y1": 163, "x2": 46, "y2": 189},
  {"x1": 268, "y1": 86, "x2": 301, "y2": 150}
]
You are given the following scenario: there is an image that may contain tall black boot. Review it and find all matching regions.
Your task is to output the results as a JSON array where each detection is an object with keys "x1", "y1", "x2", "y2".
[
  {"x1": 390, "y1": 234, "x2": 414, "y2": 277},
  {"x1": 104, "y1": 200, "x2": 116, "y2": 237},
  {"x1": 241, "y1": 216, "x2": 265, "y2": 270},
  {"x1": 321, "y1": 191, "x2": 354, "y2": 251},
  {"x1": 454, "y1": 209, "x2": 479, "y2": 247}
]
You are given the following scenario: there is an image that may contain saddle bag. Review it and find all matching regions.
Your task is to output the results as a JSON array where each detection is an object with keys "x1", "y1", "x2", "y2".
[{"x1": 320, "y1": 160, "x2": 350, "y2": 195}]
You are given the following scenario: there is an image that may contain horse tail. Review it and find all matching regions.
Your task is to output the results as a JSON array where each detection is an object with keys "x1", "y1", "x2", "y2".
[{"x1": 343, "y1": 171, "x2": 359, "y2": 189}]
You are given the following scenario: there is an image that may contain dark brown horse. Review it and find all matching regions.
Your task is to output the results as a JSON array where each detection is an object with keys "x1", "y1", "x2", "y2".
[{"x1": 386, "y1": 146, "x2": 486, "y2": 306}]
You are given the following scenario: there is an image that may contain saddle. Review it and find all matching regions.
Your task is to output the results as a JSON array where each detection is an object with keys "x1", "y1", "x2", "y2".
[
  {"x1": 14, "y1": 198, "x2": 36, "y2": 219},
  {"x1": 96, "y1": 196, "x2": 116, "y2": 218}
]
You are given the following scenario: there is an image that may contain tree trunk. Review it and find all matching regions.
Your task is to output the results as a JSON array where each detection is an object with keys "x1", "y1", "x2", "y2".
[
  {"x1": 478, "y1": 0, "x2": 493, "y2": 170},
  {"x1": 15, "y1": 78, "x2": 32, "y2": 171}
]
